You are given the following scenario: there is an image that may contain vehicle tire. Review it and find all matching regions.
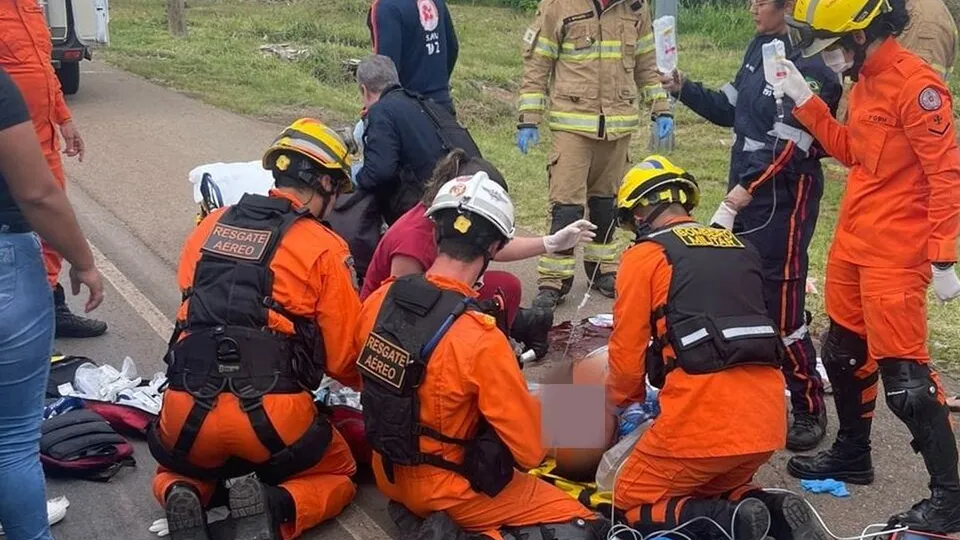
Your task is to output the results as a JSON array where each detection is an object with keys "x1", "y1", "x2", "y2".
[{"x1": 56, "y1": 62, "x2": 80, "y2": 95}]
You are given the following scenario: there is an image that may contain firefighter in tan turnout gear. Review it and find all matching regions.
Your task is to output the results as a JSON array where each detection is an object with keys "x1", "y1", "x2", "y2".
[{"x1": 516, "y1": 0, "x2": 673, "y2": 310}]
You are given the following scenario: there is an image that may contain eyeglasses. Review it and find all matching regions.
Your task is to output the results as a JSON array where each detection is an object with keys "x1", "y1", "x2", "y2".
[{"x1": 747, "y1": 0, "x2": 774, "y2": 10}]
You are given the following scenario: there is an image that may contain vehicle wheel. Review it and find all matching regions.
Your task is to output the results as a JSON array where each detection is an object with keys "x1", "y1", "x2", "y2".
[{"x1": 56, "y1": 62, "x2": 80, "y2": 95}]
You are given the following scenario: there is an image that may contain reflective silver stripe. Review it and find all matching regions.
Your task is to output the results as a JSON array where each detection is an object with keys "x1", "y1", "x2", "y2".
[
  {"x1": 680, "y1": 328, "x2": 710, "y2": 347},
  {"x1": 721, "y1": 325, "x2": 777, "y2": 339},
  {"x1": 742, "y1": 136, "x2": 765, "y2": 152},
  {"x1": 721, "y1": 83, "x2": 738, "y2": 107},
  {"x1": 518, "y1": 93, "x2": 546, "y2": 111},
  {"x1": 770, "y1": 122, "x2": 813, "y2": 154},
  {"x1": 535, "y1": 38, "x2": 559, "y2": 59},
  {"x1": 584, "y1": 242, "x2": 620, "y2": 263},
  {"x1": 805, "y1": 0, "x2": 820, "y2": 27},
  {"x1": 781, "y1": 324, "x2": 809, "y2": 347},
  {"x1": 537, "y1": 255, "x2": 576, "y2": 278}
]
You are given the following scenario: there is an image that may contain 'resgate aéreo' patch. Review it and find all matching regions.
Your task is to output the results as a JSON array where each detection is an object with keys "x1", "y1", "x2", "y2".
[
  {"x1": 357, "y1": 332, "x2": 410, "y2": 390},
  {"x1": 202, "y1": 223, "x2": 273, "y2": 262}
]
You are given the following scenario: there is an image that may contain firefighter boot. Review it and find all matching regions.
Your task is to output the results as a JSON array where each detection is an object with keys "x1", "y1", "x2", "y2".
[
  {"x1": 678, "y1": 498, "x2": 771, "y2": 540},
  {"x1": 535, "y1": 204, "x2": 585, "y2": 311},
  {"x1": 584, "y1": 196, "x2": 618, "y2": 299},
  {"x1": 788, "y1": 322, "x2": 875, "y2": 485},
  {"x1": 881, "y1": 361, "x2": 960, "y2": 535},
  {"x1": 165, "y1": 483, "x2": 212, "y2": 540},
  {"x1": 54, "y1": 283, "x2": 107, "y2": 338},
  {"x1": 388, "y1": 500, "x2": 424, "y2": 537},
  {"x1": 744, "y1": 490, "x2": 830, "y2": 540},
  {"x1": 229, "y1": 476, "x2": 280, "y2": 540},
  {"x1": 510, "y1": 307, "x2": 554, "y2": 360}
]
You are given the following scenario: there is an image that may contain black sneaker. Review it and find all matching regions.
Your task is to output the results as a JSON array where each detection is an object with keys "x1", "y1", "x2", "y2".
[
  {"x1": 787, "y1": 410, "x2": 827, "y2": 452},
  {"x1": 787, "y1": 443, "x2": 874, "y2": 485},
  {"x1": 590, "y1": 273, "x2": 616, "y2": 298},
  {"x1": 889, "y1": 488, "x2": 960, "y2": 535},
  {"x1": 532, "y1": 288, "x2": 563, "y2": 311},
  {"x1": 54, "y1": 283, "x2": 107, "y2": 338},
  {"x1": 164, "y1": 484, "x2": 211, "y2": 540},
  {"x1": 229, "y1": 477, "x2": 278, "y2": 540}
]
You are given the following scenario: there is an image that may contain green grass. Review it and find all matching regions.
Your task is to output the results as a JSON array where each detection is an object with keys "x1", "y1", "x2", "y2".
[{"x1": 100, "y1": 0, "x2": 960, "y2": 366}]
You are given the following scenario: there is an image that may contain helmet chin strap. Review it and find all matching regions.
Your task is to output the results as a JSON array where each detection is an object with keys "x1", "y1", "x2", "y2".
[{"x1": 634, "y1": 203, "x2": 673, "y2": 239}]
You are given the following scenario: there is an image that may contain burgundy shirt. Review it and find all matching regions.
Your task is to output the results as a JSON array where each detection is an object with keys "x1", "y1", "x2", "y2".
[{"x1": 360, "y1": 202, "x2": 438, "y2": 300}]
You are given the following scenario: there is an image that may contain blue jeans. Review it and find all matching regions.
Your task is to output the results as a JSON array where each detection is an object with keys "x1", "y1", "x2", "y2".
[{"x1": 0, "y1": 232, "x2": 54, "y2": 540}]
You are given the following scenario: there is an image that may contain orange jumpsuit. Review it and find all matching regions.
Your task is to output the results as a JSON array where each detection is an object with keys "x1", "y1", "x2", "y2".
[
  {"x1": 606, "y1": 216, "x2": 787, "y2": 525},
  {"x1": 356, "y1": 273, "x2": 596, "y2": 540},
  {"x1": 152, "y1": 190, "x2": 363, "y2": 540},
  {"x1": 0, "y1": 0, "x2": 72, "y2": 286},
  {"x1": 792, "y1": 40, "x2": 960, "y2": 403}
]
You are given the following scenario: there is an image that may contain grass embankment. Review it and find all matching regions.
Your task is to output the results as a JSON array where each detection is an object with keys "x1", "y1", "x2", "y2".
[{"x1": 101, "y1": 0, "x2": 960, "y2": 366}]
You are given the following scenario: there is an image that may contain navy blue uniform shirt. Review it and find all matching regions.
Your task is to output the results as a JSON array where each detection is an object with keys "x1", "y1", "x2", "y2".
[
  {"x1": 678, "y1": 34, "x2": 842, "y2": 192},
  {"x1": 368, "y1": 0, "x2": 459, "y2": 109}
]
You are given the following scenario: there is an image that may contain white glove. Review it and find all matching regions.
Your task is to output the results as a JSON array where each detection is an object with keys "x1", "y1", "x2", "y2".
[
  {"x1": 543, "y1": 219, "x2": 598, "y2": 253},
  {"x1": 932, "y1": 264, "x2": 960, "y2": 302},
  {"x1": 710, "y1": 202, "x2": 738, "y2": 230},
  {"x1": 149, "y1": 518, "x2": 170, "y2": 537},
  {"x1": 780, "y1": 59, "x2": 814, "y2": 107}
]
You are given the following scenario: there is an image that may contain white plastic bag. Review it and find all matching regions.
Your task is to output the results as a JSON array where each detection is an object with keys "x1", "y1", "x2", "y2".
[
  {"x1": 188, "y1": 161, "x2": 275, "y2": 208},
  {"x1": 595, "y1": 421, "x2": 649, "y2": 492}
]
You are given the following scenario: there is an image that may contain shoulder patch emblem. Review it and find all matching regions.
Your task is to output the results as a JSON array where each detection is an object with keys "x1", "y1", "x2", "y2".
[
  {"x1": 417, "y1": 0, "x2": 439, "y2": 32},
  {"x1": 345, "y1": 255, "x2": 359, "y2": 292},
  {"x1": 523, "y1": 27, "x2": 537, "y2": 45},
  {"x1": 919, "y1": 86, "x2": 943, "y2": 111},
  {"x1": 804, "y1": 77, "x2": 821, "y2": 95}
]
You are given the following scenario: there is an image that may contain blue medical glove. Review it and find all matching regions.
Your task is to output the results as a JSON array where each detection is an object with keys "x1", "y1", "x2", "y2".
[
  {"x1": 516, "y1": 127, "x2": 539, "y2": 154},
  {"x1": 656, "y1": 115, "x2": 674, "y2": 139}
]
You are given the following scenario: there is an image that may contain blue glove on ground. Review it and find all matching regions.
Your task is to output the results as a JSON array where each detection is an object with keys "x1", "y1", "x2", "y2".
[
  {"x1": 656, "y1": 115, "x2": 674, "y2": 139},
  {"x1": 800, "y1": 479, "x2": 849, "y2": 497},
  {"x1": 516, "y1": 127, "x2": 539, "y2": 154}
]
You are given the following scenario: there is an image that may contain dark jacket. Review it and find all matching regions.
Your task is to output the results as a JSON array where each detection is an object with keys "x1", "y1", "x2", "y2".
[
  {"x1": 367, "y1": 0, "x2": 459, "y2": 109},
  {"x1": 356, "y1": 85, "x2": 450, "y2": 224},
  {"x1": 678, "y1": 33, "x2": 842, "y2": 193}
]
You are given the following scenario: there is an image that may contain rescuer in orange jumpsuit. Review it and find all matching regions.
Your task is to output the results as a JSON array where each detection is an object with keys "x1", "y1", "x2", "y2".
[
  {"x1": 781, "y1": 0, "x2": 960, "y2": 532},
  {"x1": 0, "y1": 0, "x2": 106, "y2": 338},
  {"x1": 355, "y1": 172, "x2": 609, "y2": 540},
  {"x1": 148, "y1": 119, "x2": 362, "y2": 540},
  {"x1": 608, "y1": 156, "x2": 831, "y2": 540}
]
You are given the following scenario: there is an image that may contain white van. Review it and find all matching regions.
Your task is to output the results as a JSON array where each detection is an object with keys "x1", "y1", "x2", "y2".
[{"x1": 43, "y1": 0, "x2": 110, "y2": 95}]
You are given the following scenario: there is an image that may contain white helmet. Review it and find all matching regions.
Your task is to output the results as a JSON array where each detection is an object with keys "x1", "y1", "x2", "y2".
[{"x1": 426, "y1": 172, "x2": 516, "y2": 240}]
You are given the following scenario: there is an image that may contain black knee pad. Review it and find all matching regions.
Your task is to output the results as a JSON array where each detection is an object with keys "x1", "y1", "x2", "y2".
[
  {"x1": 821, "y1": 320, "x2": 868, "y2": 383},
  {"x1": 587, "y1": 197, "x2": 617, "y2": 243},
  {"x1": 500, "y1": 517, "x2": 610, "y2": 540},
  {"x1": 550, "y1": 204, "x2": 586, "y2": 239},
  {"x1": 879, "y1": 361, "x2": 942, "y2": 434}
]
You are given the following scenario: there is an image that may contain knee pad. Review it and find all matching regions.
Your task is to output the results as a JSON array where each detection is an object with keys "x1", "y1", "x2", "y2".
[
  {"x1": 879, "y1": 360, "x2": 942, "y2": 434},
  {"x1": 500, "y1": 518, "x2": 610, "y2": 540},
  {"x1": 587, "y1": 197, "x2": 617, "y2": 243},
  {"x1": 549, "y1": 204, "x2": 586, "y2": 240},
  {"x1": 821, "y1": 320, "x2": 868, "y2": 382}
]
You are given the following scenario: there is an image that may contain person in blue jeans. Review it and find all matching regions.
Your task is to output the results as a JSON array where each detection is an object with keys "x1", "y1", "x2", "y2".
[{"x1": 0, "y1": 66, "x2": 104, "y2": 540}]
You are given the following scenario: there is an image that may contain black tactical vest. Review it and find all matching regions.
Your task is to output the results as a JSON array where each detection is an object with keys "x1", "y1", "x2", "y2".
[
  {"x1": 356, "y1": 274, "x2": 515, "y2": 497},
  {"x1": 639, "y1": 222, "x2": 784, "y2": 387},
  {"x1": 148, "y1": 194, "x2": 333, "y2": 484}
]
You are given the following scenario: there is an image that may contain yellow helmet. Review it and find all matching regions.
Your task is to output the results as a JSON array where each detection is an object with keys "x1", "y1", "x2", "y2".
[
  {"x1": 787, "y1": 0, "x2": 891, "y2": 56},
  {"x1": 262, "y1": 118, "x2": 354, "y2": 194},
  {"x1": 616, "y1": 155, "x2": 699, "y2": 230}
]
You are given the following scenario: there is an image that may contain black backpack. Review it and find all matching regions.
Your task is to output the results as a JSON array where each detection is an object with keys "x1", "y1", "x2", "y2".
[
  {"x1": 402, "y1": 88, "x2": 482, "y2": 161},
  {"x1": 40, "y1": 409, "x2": 136, "y2": 481}
]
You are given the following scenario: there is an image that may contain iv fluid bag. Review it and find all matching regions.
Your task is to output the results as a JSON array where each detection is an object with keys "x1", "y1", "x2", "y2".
[
  {"x1": 761, "y1": 39, "x2": 787, "y2": 88},
  {"x1": 653, "y1": 16, "x2": 677, "y2": 73}
]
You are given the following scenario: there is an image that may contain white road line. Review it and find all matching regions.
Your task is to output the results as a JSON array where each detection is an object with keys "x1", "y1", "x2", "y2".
[
  {"x1": 90, "y1": 241, "x2": 174, "y2": 341},
  {"x1": 88, "y1": 240, "x2": 392, "y2": 540}
]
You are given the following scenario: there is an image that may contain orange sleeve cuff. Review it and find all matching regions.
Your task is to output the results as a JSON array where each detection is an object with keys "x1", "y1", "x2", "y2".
[
  {"x1": 929, "y1": 239, "x2": 958, "y2": 263},
  {"x1": 792, "y1": 95, "x2": 827, "y2": 129}
]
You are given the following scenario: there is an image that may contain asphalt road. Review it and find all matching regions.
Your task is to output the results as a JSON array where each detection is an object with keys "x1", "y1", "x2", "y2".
[{"x1": 45, "y1": 61, "x2": 960, "y2": 540}]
